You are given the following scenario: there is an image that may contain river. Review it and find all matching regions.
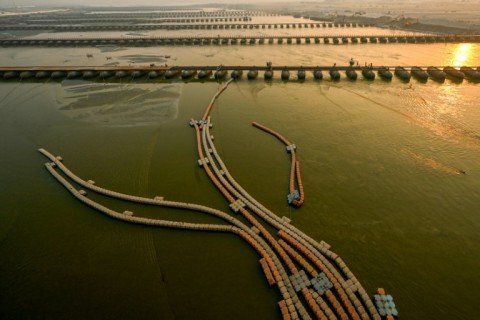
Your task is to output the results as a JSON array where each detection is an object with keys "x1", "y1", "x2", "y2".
[{"x1": 0, "y1": 16, "x2": 480, "y2": 320}]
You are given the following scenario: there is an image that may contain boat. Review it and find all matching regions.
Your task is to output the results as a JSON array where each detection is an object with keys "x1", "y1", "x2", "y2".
[
  {"x1": 427, "y1": 67, "x2": 446, "y2": 82},
  {"x1": 361, "y1": 67, "x2": 375, "y2": 80},
  {"x1": 181, "y1": 69, "x2": 197, "y2": 79},
  {"x1": 411, "y1": 66, "x2": 429, "y2": 82},
  {"x1": 214, "y1": 69, "x2": 227, "y2": 80},
  {"x1": 346, "y1": 67, "x2": 358, "y2": 80},
  {"x1": 82, "y1": 70, "x2": 96, "y2": 79},
  {"x1": 459, "y1": 66, "x2": 480, "y2": 81},
  {"x1": 372, "y1": 288, "x2": 398, "y2": 319},
  {"x1": 247, "y1": 70, "x2": 258, "y2": 80},
  {"x1": 329, "y1": 68, "x2": 340, "y2": 81},
  {"x1": 131, "y1": 70, "x2": 144, "y2": 79},
  {"x1": 147, "y1": 70, "x2": 160, "y2": 79},
  {"x1": 197, "y1": 69, "x2": 212, "y2": 80},
  {"x1": 394, "y1": 66, "x2": 411, "y2": 81},
  {"x1": 231, "y1": 70, "x2": 243, "y2": 80},
  {"x1": 115, "y1": 70, "x2": 128, "y2": 79},
  {"x1": 378, "y1": 67, "x2": 393, "y2": 80},
  {"x1": 281, "y1": 69, "x2": 290, "y2": 80},
  {"x1": 50, "y1": 71, "x2": 66, "y2": 79},
  {"x1": 35, "y1": 71, "x2": 49, "y2": 79},
  {"x1": 3, "y1": 71, "x2": 18, "y2": 79},
  {"x1": 264, "y1": 70, "x2": 273, "y2": 80},
  {"x1": 98, "y1": 71, "x2": 112, "y2": 79},
  {"x1": 164, "y1": 69, "x2": 180, "y2": 79},
  {"x1": 297, "y1": 69, "x2": 306, "y2": 81},
  {"x1": 313, "y1": 69, "x2": 323, "y2": 80},
  {"x1": 19, "y1": 71, "x2": 34, "y2": 79},
  {"x1": 66, "y1": 71, "x2": 81, "y2": 79},
  {"x1": 443, "y1": 66, "x2": 465, "y2": 81}
]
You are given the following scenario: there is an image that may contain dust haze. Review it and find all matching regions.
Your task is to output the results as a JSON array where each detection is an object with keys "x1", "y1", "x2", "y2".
[{"x1": 2, "y1": 1, "x2": 480, "y2": 32}]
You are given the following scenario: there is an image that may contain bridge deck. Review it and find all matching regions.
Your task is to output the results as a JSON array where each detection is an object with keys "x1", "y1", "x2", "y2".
[{"x1": 0, "y1": 65, "x2": 477, "y2": 72}]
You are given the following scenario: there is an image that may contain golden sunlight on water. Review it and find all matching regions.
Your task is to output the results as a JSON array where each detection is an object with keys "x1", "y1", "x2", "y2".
[
  {"x1": 448, "y1": 43, "x2": 476, "y2": 66},
  {"x1": 436, "y1": 85, "x2": 462, "y2": 116}
]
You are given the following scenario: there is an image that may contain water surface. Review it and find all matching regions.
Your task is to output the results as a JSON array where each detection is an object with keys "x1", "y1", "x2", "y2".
[{"x1": 1, "y1": 26, "x2": 480, "y2": 320}]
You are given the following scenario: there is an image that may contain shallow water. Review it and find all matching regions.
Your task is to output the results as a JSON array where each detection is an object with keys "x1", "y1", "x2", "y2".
[{"x1": 1, "y1": 23, "x2": 480, "y2": 320}]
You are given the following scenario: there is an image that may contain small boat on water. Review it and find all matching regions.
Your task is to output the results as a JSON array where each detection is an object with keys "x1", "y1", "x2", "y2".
[
  {"x1": 247, "y1": 70, "x2": 258, "y2": 80},
  {"x1": 361, "y1": 67, "x2": 375, "y2": 80},
  {"x1": 147, "y1": 70, "x2": 159, "y2": 79},
  {"x1": 181, "y1": 69, "x2": 197, "y2": 79},
  {"x1": 459, "y1": 66, "x2": 480, "y2": 81},
  {"x1": 427, "y1": 66, "x2": 446, "y2": 82},
  {"x1": 264, "y1": 70, "x2": 273, "y2": 80},
  {"x1": 35, "y1": 71, "x2": 49, "y2": 79},
  {"x1": 164, "y1": 69, "x2": 180, "y2": 79},
  {"x1": 19, "y1": 71, "x2": 34, "y2": 79},
  {"x1": 443, "y1": 66, "x2": 465, "y2": 81},
  {"x1": 66, "y1": 71, "x2": 81, "y2": 79},
  {"x1": 82, "y1": 70, "x2": 96, "y2": 79},
  {"x1": 51, "y1": 71, "x2": 66, "y2": 79},
  {"x1": 378, "y1": 67, "x2": 392, "y2": 80},
  {"x1": 297, "y1": 69, "x2": 306, "y2": 81},
  {"x1": 131, "y1": 70, "x2": 144, "y2": 79},
  {"x1": 197, "y1": 69, "x2": 212, "y2": 79},
  {"x1": 411, "y1": 66, "x2": 429, "y2": 82},
  {"x1": 98, "y1": 71, "x2": 112, "y2": 79},
  {"x1": 313, "y1": 69, "x2": 323, "y2": 80},
  {"x1": 346, "y1": 67, "x2": 357, "y2": 80},
  {"x1": 329, "y1": 68, "x2": 340, "y2": 81},
  {"x1": 3, "y1": 71, "x2": 18, "y2": 79},
  {"x1": 214, "y1": 69, "x2": 227, "y2": 80},
  {"x1": 394, "y1": 66, "x2": 411, "y2": 81},
  {"x1": 231, "y1": 70, "x2": 243, "y2": 79},
  {"x1": 115, "y1": 70, "x2": 128, "y2": 79},
  {"x1": 281, "y1": 69, "x2": 290, "y2": 80}
]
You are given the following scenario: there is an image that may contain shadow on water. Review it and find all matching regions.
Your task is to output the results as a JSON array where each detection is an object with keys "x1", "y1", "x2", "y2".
[{"x1": 401, "y1": 148, "x2": 467, "y2": 175}]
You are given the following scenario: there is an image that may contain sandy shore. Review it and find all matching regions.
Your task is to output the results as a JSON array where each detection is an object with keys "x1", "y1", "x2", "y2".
[{"x1": 251, "y1": 1, "x2": 480, "y2": 34}]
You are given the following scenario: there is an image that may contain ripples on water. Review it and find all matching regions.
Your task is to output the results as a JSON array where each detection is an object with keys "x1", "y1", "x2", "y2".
[{"x1": 56, "y1": 82, "x2": 181, "y2": 125}]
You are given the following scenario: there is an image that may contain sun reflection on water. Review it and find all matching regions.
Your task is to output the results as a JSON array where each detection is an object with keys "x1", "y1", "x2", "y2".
[
  {"x1": 448, "y1": 43, "x2": 476, "y2": 67},
  {"x1": 437, "y1": 85, "x2": 461, "y2": 116}
]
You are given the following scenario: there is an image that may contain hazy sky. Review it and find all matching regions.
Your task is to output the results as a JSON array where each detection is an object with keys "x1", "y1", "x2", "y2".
[{"x1": 6, "y1": 0, "x2": 266, "y2": 6}]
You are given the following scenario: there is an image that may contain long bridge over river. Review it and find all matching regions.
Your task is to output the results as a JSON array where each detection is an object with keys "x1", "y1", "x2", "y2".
[
  {"x1": 2, "y1": 34, "x2": 479, "y2": 47},
  {"x1": 0, "y1": 22, "x2": 371, "y2": 32},
  {"x1": 1, "y1": 65, "x2": 479, "y2": 83}
]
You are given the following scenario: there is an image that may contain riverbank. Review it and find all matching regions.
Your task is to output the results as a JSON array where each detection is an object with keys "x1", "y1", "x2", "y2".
[{"x1": 249, "y1": 1, "x2": 480, "y2": 35}]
